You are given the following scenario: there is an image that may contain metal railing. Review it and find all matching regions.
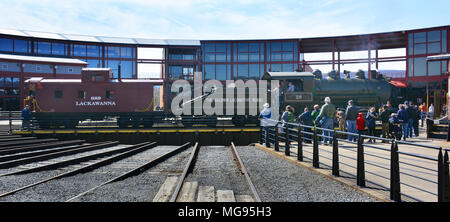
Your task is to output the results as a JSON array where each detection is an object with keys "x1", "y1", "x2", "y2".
[{"x1": 259, "y1": 119, "x2": 450, "y2": 202}]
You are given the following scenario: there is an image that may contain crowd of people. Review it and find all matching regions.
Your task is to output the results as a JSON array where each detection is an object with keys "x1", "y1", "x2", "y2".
[{"x1": 259, "y1": 98, "x2": 437, "y2": 147}]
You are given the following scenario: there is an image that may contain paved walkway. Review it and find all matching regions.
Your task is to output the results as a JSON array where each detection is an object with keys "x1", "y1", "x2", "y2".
[{"x1": 255, "y1": 126, "x2": 449, "y2": 202}]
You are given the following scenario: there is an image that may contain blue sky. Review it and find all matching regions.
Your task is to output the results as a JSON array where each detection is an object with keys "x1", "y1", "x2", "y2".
[{"x1": 0, "y1": 0, "x2": 448, "y2": 40}]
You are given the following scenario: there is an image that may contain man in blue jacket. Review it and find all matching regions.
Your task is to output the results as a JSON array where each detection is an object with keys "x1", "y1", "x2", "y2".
[
  {"x1": 396, "y1": 104, "x2": 409, "y2": 141},
  {"x1": 21, "y1": 105, "x2": 32, "y2": 131},
  {"x1": 259, "y1": 103, "x2": 273, "y2": 147}
]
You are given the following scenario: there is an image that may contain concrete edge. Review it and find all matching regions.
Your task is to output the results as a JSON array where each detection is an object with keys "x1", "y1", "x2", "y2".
[{"x1": 253, "y1": 143, "x2": 391, "y2": 203}]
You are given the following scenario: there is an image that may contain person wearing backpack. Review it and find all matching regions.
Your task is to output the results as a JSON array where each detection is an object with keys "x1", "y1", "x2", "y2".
[
  {"x1": 314, "y1": 97, "x2": 336, "y2": 145},
  {"x1": 366, "y1": 107, "x2": 377, "y2": 143}
]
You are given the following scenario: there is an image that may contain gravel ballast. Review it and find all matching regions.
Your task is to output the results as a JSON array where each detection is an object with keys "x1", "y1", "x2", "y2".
[
  {"x1": 236, "y1": 146, "x2": 379, "y2": 202},
  {"x1": 0, "y1": 145, "x2": 187, "y2": 202}
]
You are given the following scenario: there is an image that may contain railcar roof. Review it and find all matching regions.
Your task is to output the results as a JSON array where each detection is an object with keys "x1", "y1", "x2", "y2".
[{"x1": 262, "y1": 72, "x2": 315, "y2": 80}]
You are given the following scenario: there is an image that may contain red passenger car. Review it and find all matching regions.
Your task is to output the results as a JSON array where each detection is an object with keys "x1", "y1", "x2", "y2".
[{"x1": 24, "y1": 68, "x2": 164, "y2": 128}]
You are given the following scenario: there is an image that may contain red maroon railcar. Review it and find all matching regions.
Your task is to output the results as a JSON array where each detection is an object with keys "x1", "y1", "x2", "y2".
[{"x1": 24, "y1": 68, "x2": 163, "y2": 128}]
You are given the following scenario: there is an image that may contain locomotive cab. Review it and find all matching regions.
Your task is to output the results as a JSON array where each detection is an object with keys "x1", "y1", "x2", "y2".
[{"x1": 262, "y1": 72, "x2": 315, "y2": 114}]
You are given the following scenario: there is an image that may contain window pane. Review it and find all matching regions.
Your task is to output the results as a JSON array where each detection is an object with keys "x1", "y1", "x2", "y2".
[
  {"x1": 87, "y1": 45, "x2": 100, "y2": 57},
  {"x1": 414, "y1": 44, "x2": 426, "y2": 55},
  {"x1": 5, "y1": 77, "x2": 12, "y2": 87},
  {"x1": 0, "y1": 38, "x2": 13, "y2": 52},
  {"x1": 204, "y1": 43, "x2": 215, "y2": 53},
  {"x1": 443, "y1": 61, "x2": 448, "y2": 75},
  {"x1": 443, "y1": 30, "x2": 447, "y2": 53},
  {"x1": 408, "y1": 59, "x2": 413, "y2": 76},
  {"x1": 237, "y1": 64, "x2": 248, "y2": 79},
  {"x1": 282, "y1": 52, "x2": 293, "y2": 61},
  {"x1": 216, "y1": 64, "x2": 227, "y2": 80},
  {"x1": 238, "y1": 43, "x2": 248, "y2": 52},
  {"x1": 428, "y1": 61, "x2": 441, "y2": 76},
  {"x1": 14, "y1": 40, "x2": 28, "y2": 53},
  {"x1": 121, "y1": 47, "x2": 133, "y2": 59},
  {"x1": 205, "y1": 53, "x2": 215, "y2": 62},
  {"x1": 52, "y1": 43, "x2": 66, "y2": 56},
  {"x1": 414, "y1": 57, "x2": 426, "y2": 76},
  {"x1": 414, "y1": 32, "x2": 426, "y2": 43},
  {"x1": 107, "y1": 46, "x2": 121, "y2": 58},
  {"x1": 283, "y1": 63, "x2": 294, "y2": 72},
  {"x1": 87, "y1": 59, "x2": 100, "y2": 68},
  {"x1": 249, "y1": 43, "x2": 259, "y2": 52},
  {"x1": 249, "y1": 53, "x2": 259, "y2": 62},
  {"x1": 249, "y1": 64, "x2": 259, "y2": 80},
  {"x1": 216, "y1": 53, "x2": 226, "y2": 62},
  {"x1": 238, "y1": 53, "x2": 248, "y2": 62},
  {"x1": 204, "y1": 64, "x2": 215, "y2": 80},
  {"x1": 408, "y1": 33, "x2": 413, "y2": 56},
  {"x1": 121, "y1": 61, "x2": 133, "y2": 78},
  {"x1": 282, "y1": 41, "x2": 294, "y2": 51},
  {"x1": 73, "y1": 44, "x2": 86, "y2": 57},
  {"x1": 0, "y1": 62, "x2": 20, "y2": 72},
  {"x1": 0, "y1": 77, "x2": 3, "y2": 87},
  {"x1": 271, "y1": 53, "x2": 282, "y2": 61},
  {"x1": 215, "y1": 43, "x2": 226, "y2": 53},
  {"x1": 37, "y1": 41, "x2": 51, "y2": 55},
  {"x1": 428, "y1": 30, "x2": 441, "y2": 42},
  {"x1": 169, "y1": 66, "x2": 182, "y2": 79},
  {"x1": 107, "y1": 60, "x2": 120, "y2": 78},
  {"x1": 12, "y1": 78, "x2": 20, "y2": 88},
  {"x1": 428, "y1": 42, "x2": 441, "y2": 54},
  {"x1": 270, "y1": 63, "x2": 281, "y2": 72},
  {"x1": 270, "y1": 42, "x2": 282, "y2": 52}
]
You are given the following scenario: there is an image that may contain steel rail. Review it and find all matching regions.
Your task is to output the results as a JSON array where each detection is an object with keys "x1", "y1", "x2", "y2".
[
  {"x1": 0, "y1": 143, "x2": 96, "y2": 162},
  {"x1": 0, "y1": 140, "x2": 85, "y2": 156},
  {"x1": 0, "y1": 137, "x2": 37, "y2": 142},
  {"x1": 0, "y1": 141, "x2": 119, "y2": 169},
  {"x1": 0, "y1": 138, "x2": 59, "y2": 148},
  {"x1": 230, "y1": 142, "x2": 262, "y2": 202},
  {"x1": 0, "y1": 142, "x2": 143, "y2": 177},
  {"x1": 0, "y1": 142, "x2": 156, "y2": 198},
  {"x1": 170, "y1": 142, "x2": 199, "y2": 202},
  {"x1": 68, "y1": 142, "x2": 192, "y2": 202}
]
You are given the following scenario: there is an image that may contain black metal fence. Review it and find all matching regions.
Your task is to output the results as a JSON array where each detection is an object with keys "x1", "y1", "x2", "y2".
[{"x1": 259, "y1": 119, "x2": 450, "y2": 202}]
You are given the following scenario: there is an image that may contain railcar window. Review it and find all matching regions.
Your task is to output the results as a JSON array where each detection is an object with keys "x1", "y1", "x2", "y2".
[
  {"x1": 54, "y1": 90, "x2": 63, "y2": 99},
  {"x1": 106, "y1": 90, "x2": 114, "y2": 99},
  {"x1": 77, "y1": 90, "x2": 86, "y2": 99}
]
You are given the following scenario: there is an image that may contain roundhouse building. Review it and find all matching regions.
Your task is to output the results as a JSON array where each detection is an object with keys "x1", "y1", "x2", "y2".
[{"x1": 0, "y1": 25, "x2": 448, "y2": 114}]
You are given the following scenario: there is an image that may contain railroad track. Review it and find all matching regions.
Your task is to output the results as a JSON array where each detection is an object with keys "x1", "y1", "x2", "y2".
[
  {"x1": 0, "y1": 134, "x2": 260, "y2": 202},
  {"x1": 155, "y1": 142, "x2": 261, "y2": 202}
]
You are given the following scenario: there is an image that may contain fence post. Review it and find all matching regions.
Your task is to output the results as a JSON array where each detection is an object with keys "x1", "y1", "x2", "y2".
[
  {"x1": 438, "y1": 148, "x2": 444, "y2": 202},
  {"x1": 9, "y1": 111, "x2": 12, "y2": 133},
  {"x1": 390, "y1": 141, "x2": 401, "y2": 202},
  {"x1": 332, "y1": 130, "x2": 339, "y2": 176},
  {"x1": 357, "y1": 134, "x2": 365, "y2": 187},
  {"x1": 313, "y1": 127, "x2": 319, "y2": 168},
  {"x1": 297, "y1": 125, "x2": 303, "y2": 161},
  {"x1": 274, "y1": 123, "x2": 279, "y2": 152},
  {"x1": 259, "y1": 126, "x2": 264, "y2": 145},
  {"x1": 444, "y1": 150, "x2": 449, "y2": 202},
  {"x1": 285, "y1": 124, "x2": 290, "y2": 156}
]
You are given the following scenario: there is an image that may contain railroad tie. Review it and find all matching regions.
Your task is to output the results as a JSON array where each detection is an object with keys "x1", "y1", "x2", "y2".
[
  {"x1": 216, "y1": 190, "x2": 236, "y2": 202},
  {"x1": 235, "y1": 195, "x2": 254, "y2": 202},
  {"x1": 176, "y1": 181, "x2": 198, "y2": 202},
  {"x1": 153, "y1": 176, "x2": 179, "y2": 202},
  {"x1": 197, "y1": 186, "x2": 215, "y2": 202}
]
